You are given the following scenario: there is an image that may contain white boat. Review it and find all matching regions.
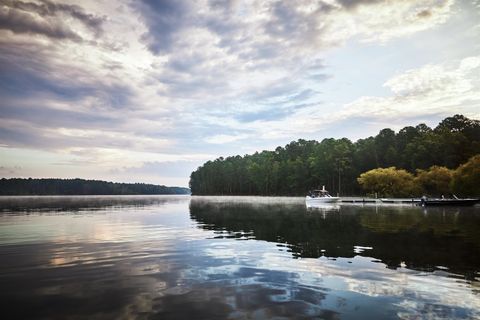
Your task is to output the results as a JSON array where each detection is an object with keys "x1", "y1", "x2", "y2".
[{"x1": 306, "y1": 186, "x2": 339, "y2": 203}]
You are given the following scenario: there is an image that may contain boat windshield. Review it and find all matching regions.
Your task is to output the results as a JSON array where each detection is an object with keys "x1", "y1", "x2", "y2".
[{"x1": 309, "y1": 190, "x2": 332, "y2": 198}]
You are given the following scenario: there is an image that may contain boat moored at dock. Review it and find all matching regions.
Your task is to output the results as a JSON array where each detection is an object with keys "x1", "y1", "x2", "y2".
[{"x1": 419, "y1": 197, "x2": 479, "y2": 206}]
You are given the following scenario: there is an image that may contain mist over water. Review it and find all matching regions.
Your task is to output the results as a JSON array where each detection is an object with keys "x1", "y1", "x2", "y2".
[{"x1": 0, "y1": 196, "x2": 479, "y2": 319}]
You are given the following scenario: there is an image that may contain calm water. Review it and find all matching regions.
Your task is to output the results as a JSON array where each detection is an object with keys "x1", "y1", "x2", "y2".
[{"x1": 0, "y1": 196, "x2": 479, "y2": 319}]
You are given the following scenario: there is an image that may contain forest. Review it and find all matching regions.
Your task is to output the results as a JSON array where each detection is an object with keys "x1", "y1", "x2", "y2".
[
  {"x1": 0, "y1": 178, "x2": 190, "y2": 195},
  {"x1": 189, "y1": 115, "x2": 480, "y2": 197}
]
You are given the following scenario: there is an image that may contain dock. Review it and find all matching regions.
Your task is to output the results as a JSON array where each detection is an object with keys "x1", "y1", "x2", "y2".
[
  {"x1": 379, "y1": 198, "x2": 421, "y2": 204},
  {"x1": 339, "y1": 198, "x2": 421, "y2": 204},
  {"x1": 340, "y1": 198, "x2": 378, "y2": 203}
]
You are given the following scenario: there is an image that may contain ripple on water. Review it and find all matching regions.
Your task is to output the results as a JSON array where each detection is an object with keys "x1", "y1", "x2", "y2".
[{"x1": 0, "y1": 196, "x2": 479, "y2": 319}]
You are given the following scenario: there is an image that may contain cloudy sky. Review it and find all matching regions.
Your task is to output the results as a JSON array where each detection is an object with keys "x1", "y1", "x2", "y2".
[{"x1": 0, "y1": 0, "x2": 479, "y2": 187}]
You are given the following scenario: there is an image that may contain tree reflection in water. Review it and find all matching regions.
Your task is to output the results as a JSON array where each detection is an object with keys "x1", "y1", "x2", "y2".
[
  {"x1": 1, "y1": 196, "x2": 478, "y2": 319},
  {"x1": 190, "y1": 199, "x2": 480, "y2": 280}
]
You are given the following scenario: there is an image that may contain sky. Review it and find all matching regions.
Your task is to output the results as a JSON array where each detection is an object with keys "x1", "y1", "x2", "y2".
[{"x1": 0, "y1": 0, "x2": 480, "y2": 187}]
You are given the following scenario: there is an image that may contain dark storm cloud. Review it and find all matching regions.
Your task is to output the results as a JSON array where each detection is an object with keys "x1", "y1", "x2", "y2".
[
  {"x1": 208, "y1": 0, "x2": 237, "y2": 11},
  {"x1": 0, "y1": 126, "x2": 44, "y2": 148},
  {"x1": 0, "y1": 103, "x2": 115, "y2": 129},
  {"x1": 244, "y1": 76, "x2": 309, "y2": 103},
  {"x1": 134, "y1": 0, "x2": 335, "y2": 105},
  {"x1": 204, "y1": 0, "x2": 241, "y2": 38},
  {"x1": 264, "y1": 1, "x2": 308, "y2": 39},
  {"x1": 135, "y1": 0, "x2": 190, "y2": 54},
  {"x1": 166, "y1": 51, "x2": 207, "y2": 74},
  {"x1": 0, "y1": 113, "x2": 120, "y2": 150},
  {"x1": 135, "y1": 0, "x2": 337, "y2": 56},
  {"x1": 0, "y1": 41, "x2": 132, "y2": 108},
  {"x1": 0, "y1": 4, "x2": 80, "y2": 40},
  {"x1": 336, "y1": 0, "x2": 384, "y2": 10},
  {"x1": 0, "y1": 118, "x2": 143, "y2": 151},
  {"x1": 156, "y1": 53, "x2": 233, "y2": 97},
  {"x1": 135, "y1": 0, "x2": 241, "y2": 55},
  {"x1": 0, "y1": 37, "x2": 137, "y2": 150},
  {"x1": 0, "y1": 0, "x2": 105, "y2": 40},
  {"x1": 0, "y1": 58, "x2": 93, "y2": 101},
  {"x1": 263, "y1": 1, "x2": 334, "y2": 45},
  {"x1": 156, "y1": 72, "x2": 230, "y2": 97}
]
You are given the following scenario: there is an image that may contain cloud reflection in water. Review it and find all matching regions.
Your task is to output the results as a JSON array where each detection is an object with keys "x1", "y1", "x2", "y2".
[{"x1": 0, "y1": 196, "x2": 478, "y2": 319}]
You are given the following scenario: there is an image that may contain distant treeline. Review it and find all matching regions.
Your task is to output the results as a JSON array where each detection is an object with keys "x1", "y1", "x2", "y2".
[
  {"x1": 0, "y1": 178, "x2": 190, "y2": 195},
  {"x1": 189, "y1": 114, "x2": 480, "y2": 196}
]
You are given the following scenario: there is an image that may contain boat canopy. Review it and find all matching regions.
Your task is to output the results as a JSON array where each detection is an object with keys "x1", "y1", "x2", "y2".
[
  {"x1": 308, "y1": 186, "x2": 334, "y2": 198},
  {"x1": 311, "y1": 186, "x2": 330, "y2": 193}
]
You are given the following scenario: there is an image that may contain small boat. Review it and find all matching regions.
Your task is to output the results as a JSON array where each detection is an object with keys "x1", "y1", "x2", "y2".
[
  {"x1": 419, "y1": 196, "x2": 479, "y2": 206},
  {"x1": 306, "y1": 186, "x2": 339, "y2": 203}
]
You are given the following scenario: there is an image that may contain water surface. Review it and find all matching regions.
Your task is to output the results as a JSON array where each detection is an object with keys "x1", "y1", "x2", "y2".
[{"x1": 0, "y1": 196, "x2": 479, "y2": 319}]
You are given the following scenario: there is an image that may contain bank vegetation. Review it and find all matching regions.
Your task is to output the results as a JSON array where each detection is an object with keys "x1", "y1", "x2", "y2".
[{"x1": 190, "y1": 115, "x2": 480, "y2": 197}]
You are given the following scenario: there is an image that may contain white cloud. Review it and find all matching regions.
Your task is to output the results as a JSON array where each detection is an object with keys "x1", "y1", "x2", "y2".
[
  {"x1": 201, "y1": 55, "x2": 480, "y2": 142},
  {"x1": 335, "y1": 0, "x2": 455, "y2": 43},
  {"x1": 0, "y1": 0, "x2": 477, "y2": 184},
  {"x1": 340, "y1": 55, "x2": 480, "y2": 120},
  {"x1": 204, "y1": 133, "x2": 250, "y2": 144}
]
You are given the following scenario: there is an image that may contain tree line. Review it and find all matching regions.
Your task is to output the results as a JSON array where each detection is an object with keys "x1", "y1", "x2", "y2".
[
  {"x1": 357, "y1": 155, "x2": 480, "y2": 197},
  {"x1": 0, "y1": 178, "x2": 190, "y2": 195},
  {"x1": 189, "y1": 115, "x2": 480, "y2": 196}
]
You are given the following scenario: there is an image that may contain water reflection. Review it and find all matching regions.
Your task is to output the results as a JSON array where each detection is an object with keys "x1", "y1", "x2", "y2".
[
  {"x1": 0, "y1": 195, "x2": 188, "y2": 213},
  {"x1": 306, "y1": 202, "x2": 340, "y2": 211},
  {"x1": 190, "y1": 199, "x2": 480, "y2": 279},
  {"x1": 0, "y1": 196, "x2": 479, "y2": 319}
]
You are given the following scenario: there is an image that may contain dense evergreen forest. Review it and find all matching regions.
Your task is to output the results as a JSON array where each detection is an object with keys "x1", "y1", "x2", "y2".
[
  {"x1": 0, "y1": 178, "x2": 190, "y2": 195},
  {"x1": 189, "y1": 115, "x2": 480, "y2": 196}
]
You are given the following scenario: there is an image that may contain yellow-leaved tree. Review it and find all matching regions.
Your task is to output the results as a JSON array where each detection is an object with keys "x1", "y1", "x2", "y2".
[
  {"x1": 452, "y1": 155, "x2": 480, "y2": 197},
  {"x1": 357, "y1": 167, "x2": 418, "y2": 197},
  {"x1": 415, "y1": 166, "x2": 453, "y2": 197}
]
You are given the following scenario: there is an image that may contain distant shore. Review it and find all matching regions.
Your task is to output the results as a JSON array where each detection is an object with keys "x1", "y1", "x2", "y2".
[{"x1": 0, "y1": 178, "x2": 190, "y2": 196}]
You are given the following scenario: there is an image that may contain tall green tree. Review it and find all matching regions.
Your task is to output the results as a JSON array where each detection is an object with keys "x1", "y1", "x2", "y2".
[
  {"x1": 189, "y1": 115, "x2": 480, "y2": 196},
  {"x1": 375, "y1": 128, "x2": 397, "y2": 167}
]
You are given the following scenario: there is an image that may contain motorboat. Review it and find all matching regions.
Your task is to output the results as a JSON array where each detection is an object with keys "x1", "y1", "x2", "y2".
[
  {"x1": 419, "y1": 196, "x2": 479, "y2": 206},
  {"x1": 306, "y1": 186, "x2": 339, "y2": 203}
]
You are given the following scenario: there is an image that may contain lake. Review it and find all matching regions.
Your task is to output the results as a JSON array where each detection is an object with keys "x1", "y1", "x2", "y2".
[{"x1": 0, "y1": 195, "x2": 479, "y2": 319}]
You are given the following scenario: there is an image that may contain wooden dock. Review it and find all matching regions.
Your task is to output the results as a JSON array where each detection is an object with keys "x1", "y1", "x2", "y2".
[
  {"x1": 379, "y1": 198, "x2": 421, "y2": 204},
  {"x1": 339, "y1": 198, "x2": 421, "y2": 204},
  {"x1": 340, "y1": 198, "x2": 378, "y2": 203}
]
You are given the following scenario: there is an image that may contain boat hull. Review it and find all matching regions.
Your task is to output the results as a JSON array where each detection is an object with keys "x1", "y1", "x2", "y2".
[
  {"x1": 305, "y1": 196, "x2": 340, "y2": 203},
  {"x1": 421, "y1": 199, "x2": 479, "y2": 206}
]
